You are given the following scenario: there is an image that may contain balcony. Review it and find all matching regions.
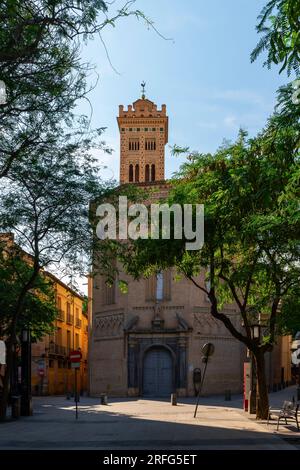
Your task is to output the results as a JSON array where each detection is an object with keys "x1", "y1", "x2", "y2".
[
  {"x1": 49, "y1": 342, "x2": 66, "y2": 356},
  {"x1": 57, "y1": 309, "x2": 65, "y2": 322},
  {"x1": 66, "y1": 313, "x2": 74, "y2": 325},
  {"x1": 75, "y1": 318, "x2": 82, "y2": 329}
]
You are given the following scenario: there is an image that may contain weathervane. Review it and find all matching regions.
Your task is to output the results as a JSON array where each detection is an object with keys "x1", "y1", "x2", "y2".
[{"x1": 141, "y1": 81, "x2": 146, "y2": 99}]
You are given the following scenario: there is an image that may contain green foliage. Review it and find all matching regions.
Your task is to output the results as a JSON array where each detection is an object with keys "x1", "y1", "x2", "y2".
[
  {"x1": 251, "y1": 0, "x2": 300, "y2": 75},
  {"x1": 0, "y1": 246, "x2": 57, "y2": 340},
  {"x1": 0, "y1": 0, "x2": 154, "y2": 178}
]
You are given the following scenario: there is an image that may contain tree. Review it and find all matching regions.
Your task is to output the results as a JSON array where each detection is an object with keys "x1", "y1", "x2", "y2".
[
  {"x1": 0, "y1": 0, "x2": 153, "y2": 178},
  {"x1": 0, "y1": 128, "x2": 111, "y2": 419},
  {"x1": 0, "y1": 242, "x2": 57, "y2": 342},
  {"x1": 251, "y1": 0, "x2": 300, "y2": 76}
]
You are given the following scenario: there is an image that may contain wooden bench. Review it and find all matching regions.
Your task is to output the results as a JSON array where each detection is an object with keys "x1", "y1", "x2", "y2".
[{"x1": 267, "y1": 400, "x2": 299, "y2": 431}]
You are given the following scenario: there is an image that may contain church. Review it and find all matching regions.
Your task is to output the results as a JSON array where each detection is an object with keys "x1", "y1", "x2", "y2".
[{"x1": 88, "y1": 92, "x2": 289, "y2": 398}]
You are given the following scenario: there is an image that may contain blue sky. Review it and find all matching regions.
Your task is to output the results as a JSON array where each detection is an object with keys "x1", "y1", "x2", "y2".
[{"x1": 79, "y1": 0, "x2": 287, "y2": 181}]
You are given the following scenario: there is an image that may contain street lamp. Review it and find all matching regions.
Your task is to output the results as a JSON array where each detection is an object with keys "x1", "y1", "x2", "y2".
[{"x1": 251, "y1": 324, "x2": 261, "y2": 341}]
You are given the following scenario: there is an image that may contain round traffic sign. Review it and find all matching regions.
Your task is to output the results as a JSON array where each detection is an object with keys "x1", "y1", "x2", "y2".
[{"x1": 69, "y1": 350, "x2": 82, "y2": 362}]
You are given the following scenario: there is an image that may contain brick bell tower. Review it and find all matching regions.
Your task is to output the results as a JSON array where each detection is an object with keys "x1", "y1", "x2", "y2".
[{"x1": 117, "y1": 83, "x2": 168, "y2": 184}]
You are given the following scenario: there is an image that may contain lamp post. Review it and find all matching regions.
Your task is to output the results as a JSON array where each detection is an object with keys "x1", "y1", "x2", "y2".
[
  {"x1": 20, "y1": 328, "x2": 33, "y2": 416},
  {"x1": 248, "y1": 323, "x2": 261, "y2": 415}
]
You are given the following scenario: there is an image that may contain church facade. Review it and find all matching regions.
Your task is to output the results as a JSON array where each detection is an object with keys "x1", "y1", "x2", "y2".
[{"x1": 88, "y1": 94, "x2": 249, "y2": 398}]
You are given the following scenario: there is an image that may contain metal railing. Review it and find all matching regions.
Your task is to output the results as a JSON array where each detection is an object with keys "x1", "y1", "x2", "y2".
[
  {"x1": 49, "y1": 343, "x2": 66, "y2": 356},
  {"x1": 75, "y1": 318, "x2": 82, "y2": 328},
  {"x1": 57, "y1": 309, "x2": 65, "y2": 322}
]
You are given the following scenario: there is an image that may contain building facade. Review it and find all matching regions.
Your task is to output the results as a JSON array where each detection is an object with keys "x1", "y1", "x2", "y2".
[
  {"x1": 89, "y1": 94, "x2": 292, "y2": 398},
  {"x1": 31, "y1": 276, "x2": 88, "y2": 396}
]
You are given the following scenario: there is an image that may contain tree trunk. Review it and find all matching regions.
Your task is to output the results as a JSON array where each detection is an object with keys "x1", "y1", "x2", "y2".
[
  {"x1": 0, "y1": 339, "x2": 13, "y2": 421},
  {"x1": 254, "y1": 351, "x2": 269, "y2": 419}
]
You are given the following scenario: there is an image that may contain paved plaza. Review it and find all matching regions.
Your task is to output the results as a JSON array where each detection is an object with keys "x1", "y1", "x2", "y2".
[{"x1": 0, "y1": 386, "x2": 299, "y2": 450}]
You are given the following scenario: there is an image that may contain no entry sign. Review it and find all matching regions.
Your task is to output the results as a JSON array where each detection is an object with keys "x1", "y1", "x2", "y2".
[{"x1": 69, "y1": 350, "x2": 82, "y2": 363}]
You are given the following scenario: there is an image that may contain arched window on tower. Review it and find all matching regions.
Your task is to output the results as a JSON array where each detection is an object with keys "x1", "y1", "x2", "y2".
[
  {"x1": 129, "y1": 164, "x2": 133, "y2": 182},
  {"x1": 145, "y1": 164, "x2": 150, "y2": 182},
  {"x1": 151, "y1": 164, "x2": 155, "y2": 182},
  {"x1": 135, "y1": 164, "x2": 139, "y2": 182}
]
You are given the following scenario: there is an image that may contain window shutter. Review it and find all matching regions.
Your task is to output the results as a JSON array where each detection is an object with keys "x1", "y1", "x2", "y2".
[{"x1": 145, "y1": 275, "x2": 156, "y2": 301}]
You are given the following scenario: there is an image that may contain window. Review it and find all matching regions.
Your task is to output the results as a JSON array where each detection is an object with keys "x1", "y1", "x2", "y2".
[
  {"x1": 129, "y1": 128, "x2": 133, "y2": 132},
  {"x1": 56, "y1": 327, "x2": 62, "y2": 346},
  {"x1": 156, "y1": 272, "x2": 164, "y2": 300},
  {"x1": 151, "y1": 164, "x2": 155, "y2": 182},
  {"x1": 137, "y1": 128, "x2": 140, "y2": 132},
  {"x1": 129, "y1": 164, "x2": 134, "y2": 182},
  {"x1": 145, "y1": 270, "x2": 171, "y2": 301},
  {"x1": 57, "y1": 296, "x2": 61, "y2": 309},
  {"x1": 135, "y1": 164, "x2": 139, "y2": 182},
  {"x1": 103, "y1": 280, "x2": 115, "y2": 305},
  {"x1": 75, "y1": 333, "x2": 79, "y2": 350},
  {"x1": 49, "y1": 359, "x2": 54, "y2": 368},
  {"x1": 145, "y1": 139, "x2": 156, "y2": 151},
  {"x1": 66, "y1": 302, "x2": 73, "y2": 324},
  {"x1": 67, "y1": 330, "x2": 71, "y2": 351},
  {"x1": 145, "y1": 164, "x2": 150, "y2": 182},
  {"x1": 129, "y1": 139, "x2": 139, "y2": 151},
  {"x1": 121, "y1": 128, "x2": 125, "y2": 132},
  {"x1": 102, "y1": 262, "x2": 116, "y2": 305},
  {"x1": 144, "y1": 128, "x2": 148, "y2": 131},
  {"x1": 152, "y1": 128, "x2": 156, "y2": 131},
  {"x1": 160, "y1": 128, "x2": 164, "y2": 132}
]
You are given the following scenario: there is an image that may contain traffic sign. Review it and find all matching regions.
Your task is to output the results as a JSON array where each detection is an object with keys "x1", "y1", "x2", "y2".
[
  {"x1": 71, "y1": 362, "x2": 80, "y2": 369},
  {"x1": 38, "y1": 369, "x2": 45, "y2": 377},
  {"x1": 69, "y1": 350, "x2": 82, "y2": 362}
]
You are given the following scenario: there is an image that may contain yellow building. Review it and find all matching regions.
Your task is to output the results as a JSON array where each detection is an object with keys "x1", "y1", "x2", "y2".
[{"x1": 31, "y1": 274, "x2": 88, "y2": 396}]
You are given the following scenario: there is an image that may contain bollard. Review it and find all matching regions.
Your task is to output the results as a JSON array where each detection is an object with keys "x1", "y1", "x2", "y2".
[
  {"x1": 225, "y1": 389, "x2": 231, "y2": 401},
  {"x1": 171, "y1": 393, "x2": 177, "y2": 406},
  {"x1": 11, "y1": 396, "x2": 21, "y2": 419},
  {"x1": 100, "y1": 393, "x2": 108, "y2": 405}
]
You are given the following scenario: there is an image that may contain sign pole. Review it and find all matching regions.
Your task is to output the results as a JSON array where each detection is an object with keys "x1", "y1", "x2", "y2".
[
  {"x1": 194, "y1": 342, "x2": 215, "y2": 419},
  {"x1": 69, "y1": 349, "x2": 82, "y2": 420}
]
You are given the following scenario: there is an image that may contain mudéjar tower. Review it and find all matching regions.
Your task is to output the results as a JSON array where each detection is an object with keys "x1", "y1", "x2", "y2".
[{"x1": 117, "y1": 89, "x2": 168, "y2": 184}]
